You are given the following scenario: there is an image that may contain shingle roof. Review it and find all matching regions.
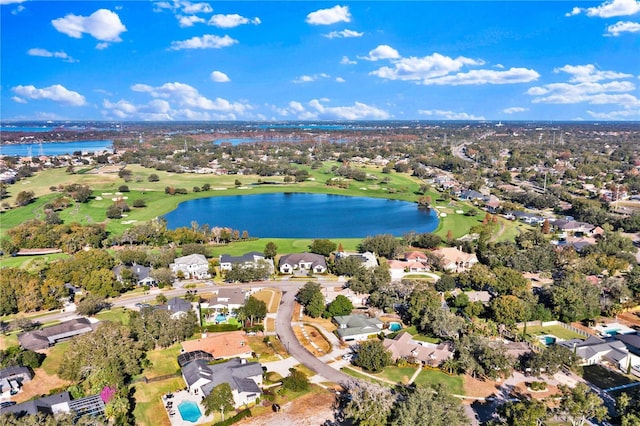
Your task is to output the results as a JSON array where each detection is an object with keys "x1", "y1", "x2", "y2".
[
  {"x1": 278, "y1": 253, "x2": 327, "y2": 269},
  {"x1": 182, "y1": 358, "x2": 263, "y2": 396},
  {"x1": 220, "y1": 252, "x2": 265, "y2": 265}
]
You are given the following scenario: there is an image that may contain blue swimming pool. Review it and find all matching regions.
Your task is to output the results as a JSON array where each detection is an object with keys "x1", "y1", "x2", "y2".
[
  {"x1": 215, "y1": 314, "x2": 227, "y2": 323},
  {"x1": 389, "y1": 322, "x2": 402, "y2": 332},
  {"x1": 540, "y1": 335, "x2": 556, "y2": 345},
  {"x1": 178, "y1": 401, "x2": 202, "y2": 423}
]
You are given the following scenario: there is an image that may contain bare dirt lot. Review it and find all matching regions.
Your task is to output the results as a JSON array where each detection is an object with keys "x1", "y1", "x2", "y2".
[
  {"x1": 238, "y1": 391, "x2": 337, "y2": 426},
  {"x1": 13, "y1": 368, "x2": 71, "y2": 403}
]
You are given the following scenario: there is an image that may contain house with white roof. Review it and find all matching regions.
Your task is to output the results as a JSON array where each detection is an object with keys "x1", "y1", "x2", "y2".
[{"x1": 170, "y1": 254, "x2": 211, "y2": 279}]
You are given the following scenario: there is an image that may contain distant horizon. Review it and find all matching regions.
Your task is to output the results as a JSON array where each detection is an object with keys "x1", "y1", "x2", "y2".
[{"x1": 2, "y1": 1, "x2": 638, "y2": 122}]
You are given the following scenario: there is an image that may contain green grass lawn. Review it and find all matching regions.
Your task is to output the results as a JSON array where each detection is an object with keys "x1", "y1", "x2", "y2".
[
  {"x1": 413, "y1": 368, "x2": 464, "y2": 395},
  {"x1": 523, "y1": 324, "x2": 586, "y2": 341},
  {"x1": 582, "y1": 364, "x2": 637, "y2": 390},
  {"x1": 341, "y1": 367, "x2": 391, "y2": 386},
  {"x1": 0, "y1": 252, "x2": 70, "y2": 270},
  {"x1": 377, "y1": 366, "x2": 419, "y2": 384},
  {"x1": 404, "y1": 326, "x2": 442, "y2": 344},
  {"x1": 95, "y1": 307, "x2": 130, "y2": 325},
  {"x1": 41, "y1": 341, "x2": 70, "y2": 375},
  {"x1": 143, "y1": 344, "x2": 182, "y2": 378},
  {"x1": 133, "y1": 377, "x2": 184, "y2": 426},
  {"x1": 0, "y1": 332, "x2": 19, "y2": 349}
]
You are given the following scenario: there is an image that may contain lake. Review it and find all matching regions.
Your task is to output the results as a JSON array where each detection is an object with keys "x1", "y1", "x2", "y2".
[
  {"x1": 0, "y1": 140, "x2": 113, "y2": 157},
  {"x1": 163, "y1": 193, "x2": 439, "y2": 238}
]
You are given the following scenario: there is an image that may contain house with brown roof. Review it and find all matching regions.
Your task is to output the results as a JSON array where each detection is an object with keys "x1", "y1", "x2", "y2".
[
  {"x1": 433, "y1": 247, "x2": 478, "y2": 272},
  {"x1": 382, "y1": 332, "x2": 454, "y2": 367},
  {"x1": 181, "y1": 331, "x2": 252, "y2": 360}
]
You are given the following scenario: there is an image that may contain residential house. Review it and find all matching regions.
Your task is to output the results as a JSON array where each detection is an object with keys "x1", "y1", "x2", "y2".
[
  {"x1": 170, "y1": 254, "x2": 211, "y2": 279},
  {"x1": 158, "y1": 297, "x2": 194, "y2": 319},
  {"x1": 387, "y1": 259, "x2": 430, "y2": 281},
  {"x1": 0, "y1": 366, "x2": 33, "y2": 396},
  {"x1": 208, "y1": 288, "x2": 247, "y2": 313},
  {"x1": 333, "y1": 314, "x2": 384, "y2": 342},
  {"x1": 181, "y1": 331, "x2": 252, "y2": 360},
  {"x1": 278, "y1": 253, "x2": 327, "y2": 274},
  {"x1": 404, "y1": 251, "x2": 429, "y2": 263},
  {"x1": 459, "y1": 189, "x2": 485, "y2": 202},
  {"x1": 559, "y1": 336, "x2": 640, "y2": 376},
  {"x1": 432, "y1": 247, "x2": 478, "y2": 272},
  {"x1": 550, "y1": 219, "x2": 597, "y2": 237},
  {"x1": 0, "y1": 391, "x2": 105, "y2": 420},
  {"x1": 335, "y1": 250, "x2": 378, "y2": 269},
  {"x1": 219, "y1": 252, "x2": 274, "y2": 274},
  {"x1": 18, "y1": 318, "x2": 97, "y2": 351},
  {"x1": 382, "y1": 332, "x2": 453, "y2": 366},
  {"x1": 113, "y1": 264, "x2": 156, "y2": 286},
  {"x1": 181, "y1": 358, "x2": 263, "y2": 408}
]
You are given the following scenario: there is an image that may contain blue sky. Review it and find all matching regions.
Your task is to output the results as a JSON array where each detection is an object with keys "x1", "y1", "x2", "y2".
[{"x1": 1, "y1": 0, "x2": 639, "y2": 121}]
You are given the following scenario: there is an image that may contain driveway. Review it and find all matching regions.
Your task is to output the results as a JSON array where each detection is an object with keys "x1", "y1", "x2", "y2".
[{"x1": 274, "y1": 289, "x2": 355, "y2": 386}]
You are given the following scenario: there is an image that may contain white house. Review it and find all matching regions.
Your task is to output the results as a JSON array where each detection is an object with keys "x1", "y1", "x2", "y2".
[
  {"x1": 278, "y1": 252, "x2": 327, "y2": 274},
  {"x1": 170, "y1": 254, "x2": 211, "y2": 279},
  {"x1": 219, "y1": 252, "x2": 274, "y2": 273},
  {"x1": 182, "y1": 358, "x2": 263, "y2": 408},
  {"x1": 432, "y1": 247, "x2": 478, "y2": 272},
  {"x1": 559, "y1": 336, "x2": 640, "y2": 375},
  {"x1": 333, "y1": 314, "x2": 384, "y2": 342}
]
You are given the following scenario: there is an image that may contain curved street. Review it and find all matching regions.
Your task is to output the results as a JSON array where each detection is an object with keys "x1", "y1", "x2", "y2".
[{"x1": 274, "y1": 287, "x2": 356, "y2": 386}]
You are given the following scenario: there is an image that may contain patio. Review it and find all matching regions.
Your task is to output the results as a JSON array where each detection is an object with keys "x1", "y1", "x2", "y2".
[{"x1": 164, "y1": 390, "x2": 214, "y2": 426}]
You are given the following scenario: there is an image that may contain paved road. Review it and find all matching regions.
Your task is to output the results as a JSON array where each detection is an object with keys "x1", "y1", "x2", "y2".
[{"x1": 275, "y1": 288, "x2": 355, "y2": 386}]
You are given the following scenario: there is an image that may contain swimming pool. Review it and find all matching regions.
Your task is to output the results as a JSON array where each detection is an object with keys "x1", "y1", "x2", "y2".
[
  {"x1": 178, "y1": 400, "x2": 202, "y2": 423},
  {"x1": 389, "y1": 322, "x2": 402, "y2": 332},
  {"x1": 539, "y1": 335, "x2": 557, "y2": 345},
  {"x1": 215, "y1": 314, "x2": 227, "y2": 323}
]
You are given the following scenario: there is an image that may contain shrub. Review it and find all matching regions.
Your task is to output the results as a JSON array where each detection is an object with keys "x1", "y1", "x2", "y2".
[{"x1": 529, "y1": 381, "x2": 547, "y2": 391}]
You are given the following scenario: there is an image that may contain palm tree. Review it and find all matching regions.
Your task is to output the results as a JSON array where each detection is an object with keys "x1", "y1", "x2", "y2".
[{"x1": 442, "y1": 357, "x2": 459, "y2": 374}]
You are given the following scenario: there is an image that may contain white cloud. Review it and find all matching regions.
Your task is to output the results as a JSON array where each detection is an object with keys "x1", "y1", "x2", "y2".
[
  {"x1": 293, "y1": 73, "x2": 330, "y2": 83},
  {"x1": 12, "y1": 84, "x2": 86, "y2": 106},
  {"x1": 154, "y1": 1, "x2": 212, "y2": 14},
  {"x1": 178, "y1": 15, "x2": 205, "y2": 27},
  {"x1": 363, "y1": 45, "x2": 400, "y2": 61},
  {"x1": 169, "y1": 34, "x2": 237, "y2": 50},
  {"x1": 0, "y1": 0, "x2": 27, "y2": 4},
  {"x1": 606, "y1": 20, "x2": 640, "y2": 35},
  {"x1": 131, "y1": 82, "x2": 249, "y2": 114},
  {"x1": 420, "y1": 68, "x2": 540, "y2": 86},
  {"x1": 52, "y1": 9, "x2": 127, "y2": 42},
  {"x1": 555, "y1": 64, "x2": 632, "y2": 82},
  {"x1": 27, "y1": 48, "x2": 77, "y2": 62},
  {"x1": 566, "y1": 0, "x2": 640, "y2": 17},
  {"x1": 340, "y1": 56, "x2": 356, "y2": 65},
  {"x1": 11, "y1": 4, "x2": 25, "y2": 14},
  {"x1": 11, "y1": 96, "x2": 27, "y2": 104},
  {"x1": 210, "y1": 71, "x2": 230, "y2": 83},
  {"x1": 208, "y1": 14, "x2": 261, "y2": 28},
  {"x1": 503, "y1": 107, "x2": 528, "y2": 114},
  {"x1": 335, "y1": 77, "x2": 346, "y2": 83},
  {"x1": 324, "y1": 29, "x2": 363, "y2": 39},
  {"x1": 587, "y1": 108, "x2": 640, "y2": 119},
  {"x1": 370, "y1": 52, "x2": 481, "y2": 80},
  {"x1": 528, "y1": 64, "x2": 638, "y2": 107},
  {"x1": 96, "y1": 42, "x2": 109, "y2": 50},
  {"x1": 278, "y1": 99, "x2": 389, "y2": 120},
  {"x1": 418, "y1": 109, "x2": 485, "y2": 120},
  {"x1": 306, "y1": 5, "x2": 351, "y2": 25}
]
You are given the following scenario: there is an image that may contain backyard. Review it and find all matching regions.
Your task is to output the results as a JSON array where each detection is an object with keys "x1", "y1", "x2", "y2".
[
  {"x1": 522, "y1": 324, "x2": 587, "y2": 342},
  {"x1": 582, "y1": 364, "x2": 637, "y2": 390}
]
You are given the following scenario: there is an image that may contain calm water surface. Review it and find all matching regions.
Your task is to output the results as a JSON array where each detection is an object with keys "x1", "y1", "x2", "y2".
[
  {"x1": 163, "y1": 193, "x2": 439, "y2": 238},
  {"x1": 0, "y1": 140, "x2": 113, "y2": 156}
]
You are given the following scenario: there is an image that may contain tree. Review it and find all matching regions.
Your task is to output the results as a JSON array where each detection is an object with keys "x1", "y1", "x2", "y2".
[
  {"x1": 106, "y1": 203, "x2": 123, "y2": 219},
  {"x1": 76, "y1": 294, "x2": 109, "y2": 316},
  {"x1": 498, "y1": 398, "x2": 549, "y2": 426},
  {"x1": 309, "y1": 239, "x2": 337, "y2": 256},
  {"x1": 493, "y1": 267, "x2": 529, "y2": 296},
  {"x1": 239, "y1": 295, "x2": 267, "y2": 327},
  {"x1": 391, "y1": 384, "x2": 468, "y2": 426},
  {"x1": 148, "y1": 173, "x2": 160, "y2": 182},
  {"x1": 15, "y1": 190, "x2": 35, "y2": 206},
  {"x1": 326, "y1": 295, "x2": 354, "y2": 317},
  {"x1": 435, "y1": 274, "x2": 456, "y2": 292},
  {"x1": 202, "y1": 383, "x2": 234, "y2": 420},
  {"x1": 264, "y1": 241, "x2": 278, "y2": 259},
  {"x1": 305, "y1": 291, "x2": 325, "y2": 318},
  {"x1": 342, "y1": 380, "x2": 394, "y2": 426},
  {"x1": 551, "y1": 272, "x2": 601, "y2": 322},
  {"x1": 414, "y1": 233, "x2": 442, "y2": 249},
  {"x1": 281, "y1": 368, "x2": 310, "y2": 392},
  {"x1": 118, "y1": 185, "x2": 130, "y2": 192},
  {"x1": 296, "y1": 282, "x2": 322, "y2": 306},
  {"x1": 556, "y1": 383, "x2": 608, "y2": 426},
  {"x1": 354, "y1": 340, "x2": 392, "y2": 373},
  {"x1": 360, "y1": 234, "x2": 403, "y2": 258},
  {"x1": 333, "y1": 256, "x2": 365, "y2": 277},
  {"x1": 490, "y1": 295, "x2": 529, "y2": 326}
]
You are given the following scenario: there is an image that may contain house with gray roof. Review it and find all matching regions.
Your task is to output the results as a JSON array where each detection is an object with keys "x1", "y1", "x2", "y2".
[
  {"x1": 559, "y1": 336, "x2": 640, "y2": 375},
  {"x1": 113, "y1": 264, "x2": 156, "y2": 286},
  {"x1": 333, "y1": 314, "x2": 384, "y2": 342},
  {"x1": 278, "y1": 252, "x2": 327, "y2": 274},
  {"x1": 18, "y1": 318, "x2": 96, "y2": 351},
  {"x1": 219, "y1": 252, "x2": 274, "y2": 274},
  {"x1": 209, "y1": 288, "x2": 246, "y2": 312},
  {"x1": 0, "y1": 366, "x2": 32, "y2": 396},
  {"x1": 0, "y1": 391, "x2": 105, "y2": 420},
  {"x1": 156, "y1": 297, "x2": 194, "y2": 319},
  {"x1": 170, "y1": 254, "x2": 211, "y2": 279},
  {"x1": 182, "y1": 358, "x2": 263, "y2": 408}
]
